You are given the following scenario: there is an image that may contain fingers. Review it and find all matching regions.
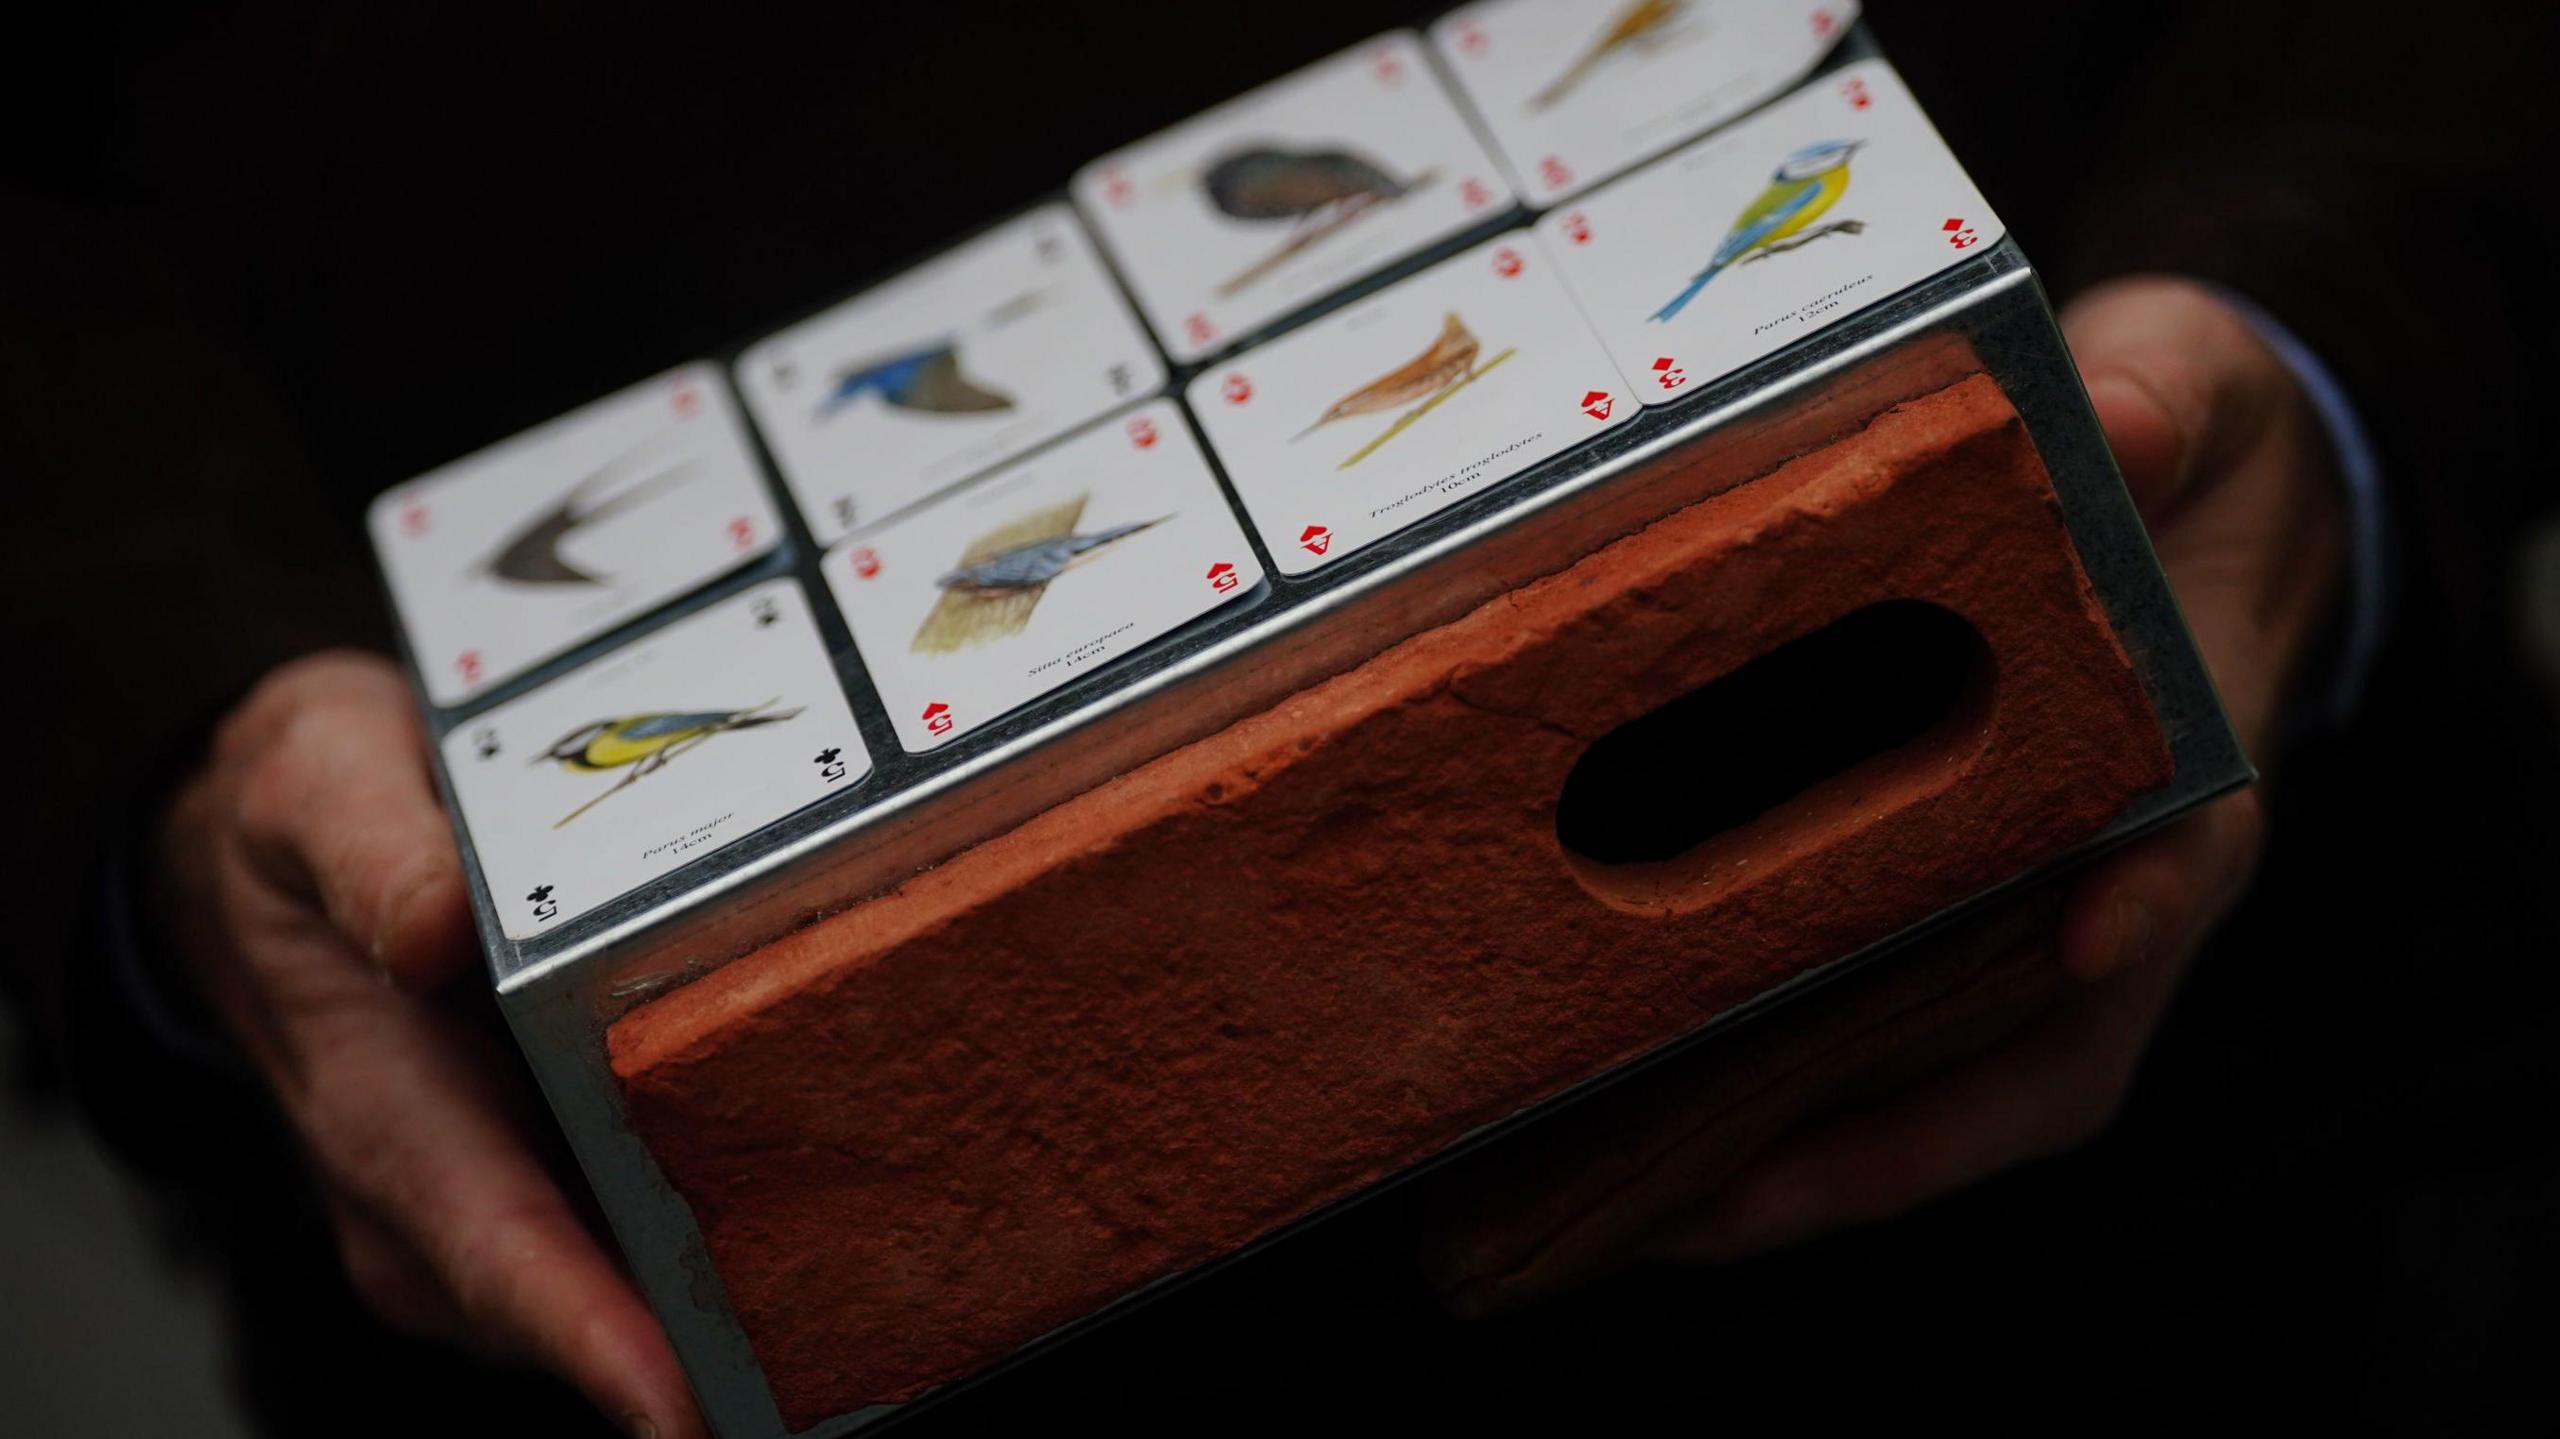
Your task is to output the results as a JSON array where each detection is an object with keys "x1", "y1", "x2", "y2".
[
  {"x1": 1648, "y1": 929, "x2": 2192, "y2": 1265},
  {"x1": 2066, "y1": 278, "x2": 2345, "y2": 760},
  {"x1": 1648, "y1": 794, "x2": 2263, "y2": 1263},
  {"x1": 2058, "y1": 790, "x2": 2266, "y2": 983},
  {"x1": 295, "y1": 992, "x2": 706, "y2": 1439},
  {"x1": 2061, "y1": 275, "x2": 2290, "y2": 523},
  {"x1": 1418, "y1": 897, "x2": 2072, "y2": 1317},
  {"x1": 226, "y1": 650, "x2": 475, "y2": 990}
]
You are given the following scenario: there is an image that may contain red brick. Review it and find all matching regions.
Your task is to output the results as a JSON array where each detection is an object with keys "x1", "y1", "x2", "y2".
[{"x1": 611, "y1": 373, "x2": 2173, "y2": 1427}]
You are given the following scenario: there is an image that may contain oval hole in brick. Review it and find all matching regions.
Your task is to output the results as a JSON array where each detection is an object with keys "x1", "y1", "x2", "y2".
[{"x1": 1557, "y1": 600, "x2": 1990, "y2": 870}]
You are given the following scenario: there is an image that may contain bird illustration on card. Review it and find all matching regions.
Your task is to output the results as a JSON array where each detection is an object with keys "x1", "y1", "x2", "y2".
[
  {"x1": 1654, "y1": 138, "x2": 1864, "y2": 323},
  {"x1": 1201, "y1": 144, "x2": 1438, "y2": 297},
  {"x1": 480, "y1": 445, "x2": 695, "y2": 589},
  {"x1": 534, "y1": 701, "x2": 802, "y2": 829},
  {"x1": 1531, "y1": 0, "x2": 1697, "y2": 113},
  {"x1": 912, "y1": 494, "x2": 1170, "y2": 654},
  {"x1": 1296, "y1": 311, "x2": 1516, "y2": 470}
]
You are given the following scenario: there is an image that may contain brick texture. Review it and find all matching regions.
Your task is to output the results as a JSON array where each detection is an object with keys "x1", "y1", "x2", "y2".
[{"x1": 611, "y1": 374, "x2": 2174, "y2": 1428}]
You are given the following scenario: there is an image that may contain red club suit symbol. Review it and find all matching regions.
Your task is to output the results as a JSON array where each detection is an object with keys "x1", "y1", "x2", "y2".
[
  {"x1": 1207, "y1": 561, "x2": 1240, "y2": 593},
  {"x1": 1651, "y1": 356, "x2": 1688, "y2": 389},
  {"x1": 922, "y1": 703, "x2": 955, "y2": 737},
  {"x1": 850, "y1": 546, "x2": 882, "y2": 579},
  {"x1": 1581, "y1": 390, "x2": 1615, "y2": 420},
  {"x1": 1300, "y1": 524, "x2": 1333, "y2": 556}
]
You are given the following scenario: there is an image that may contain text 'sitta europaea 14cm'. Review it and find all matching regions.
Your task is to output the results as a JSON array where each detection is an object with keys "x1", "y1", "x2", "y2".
[
  {"x1": 1652, "y1": 137, "x2": 1864, "y2": 323},
  {"x1": 537, "y1": 701, "x2": 802, "y2": 828},
  {"x1": 1203, "y1": 145, "x2": 1439, "y2": 297},
  {"x1": 912, "y1": 494, "x2": 1170, "y2": 653}
]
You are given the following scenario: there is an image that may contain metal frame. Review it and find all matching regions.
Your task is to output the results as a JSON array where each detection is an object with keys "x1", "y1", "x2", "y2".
[{"x1": 385, "y1": 26, "x2": 2247, "y2": 1438}]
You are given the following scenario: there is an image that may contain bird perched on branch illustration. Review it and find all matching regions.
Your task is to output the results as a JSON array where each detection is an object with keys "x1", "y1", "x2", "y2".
[
  {"x1": 482, "y1": 448, "x2": 694, "y2": 587},
  {"x1": 912, "y1": 495, "x2": 1170, "y2": 653},
  {"x1": 1294, "y1": 311, "x2": 1516, "y2": 469},
  {"x1": 1651, "y1": 138, "x2": 1864, "y2": 324},
  {"x1": 1530, "y1": 0, "x2": 1692, "y2": 113},
  {"x1": 1202, "y1": 145, "x2": 1439, "y2": 296},
  {"x1": 537, "y1": 701, "x2": 802, "y2": 827}
]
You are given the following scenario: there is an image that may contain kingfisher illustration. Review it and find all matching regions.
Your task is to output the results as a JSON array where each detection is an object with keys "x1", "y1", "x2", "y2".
[
  {"x1": 483, "y1": 448, "x2": 694, "y2": 587},
  {"x1": 1529, "y1": 0, "x2": 1691, "y2": 113},
  {"x1": 911, "y1": 495, "x2": 1169, "y2": 653},
  {"x1": 1651, "y1": 139, "x2": 1864, "y2": 324},
  {"x1": 1203, "y1": 145, "x2": 1438, "y2": 297},
  {"x1": 819, "y1": 340, "x2": 1013, "y2": 418},
  {"x1": 536, "y1": 701, "x2": 802, "y2": 828}
]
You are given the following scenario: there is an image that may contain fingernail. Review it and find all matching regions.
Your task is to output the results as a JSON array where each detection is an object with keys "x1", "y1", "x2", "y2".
[{"x1": 625, "y1": 1417, "x2": 660, "y2": 1439}]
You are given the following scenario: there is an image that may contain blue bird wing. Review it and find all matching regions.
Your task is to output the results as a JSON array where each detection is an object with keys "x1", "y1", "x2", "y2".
[
  {"x1": 1653, "y1": 177, "x2": 1830, "y2": 323},
  {"x1": 822, "y1": 346, "x2": 937, "y2": 414},
  {"x1": 1709, "y1": 178, "x2": 1823, "y2": 270},
  {"x1": 617, "y1": 712, "x2": 732, "y2": 740}
]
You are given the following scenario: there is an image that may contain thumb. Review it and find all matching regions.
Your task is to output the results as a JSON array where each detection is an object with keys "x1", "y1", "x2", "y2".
[
  {"x1": 2060, "y1": 275, "x2": 2290, "y2": 523},
  {"x1": 232, "y1": 651, "x2": 477, "y2": 990}
]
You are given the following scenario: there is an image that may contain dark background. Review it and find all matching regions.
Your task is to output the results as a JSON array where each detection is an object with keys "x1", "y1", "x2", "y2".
[{"x1": 5, "y1": 3, "x2": 2557, "y2": 1434}]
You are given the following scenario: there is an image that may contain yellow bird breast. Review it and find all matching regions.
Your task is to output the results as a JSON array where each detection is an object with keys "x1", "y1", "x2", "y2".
[
  {"x1": 1768, "y1": 169, "x2": 1851, "y2": 245},
  {"x1": 581, "y1": 725, "x2": 693, "y2": 769}
]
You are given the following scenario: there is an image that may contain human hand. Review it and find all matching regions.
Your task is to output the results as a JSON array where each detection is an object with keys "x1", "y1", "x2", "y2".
[
  {"x1": 154, "y1": 652, "x2": 704, "y2": 1438},
  {"x1": 1423, "y1": 275, "x2": 2348, "y2": 1309}
]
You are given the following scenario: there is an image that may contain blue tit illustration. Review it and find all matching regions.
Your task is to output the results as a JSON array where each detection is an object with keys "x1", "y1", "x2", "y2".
[
  {"x1": 1651, "y1": 138, "x2": 1863, "y2": 324},
  {"x1": 819, "y1": 341, "x2": 1013, "y2": 418},
  {"x1": 911, "y1": 494, "x2": 1169, "y2": 653},
  {"x1": 537, "y1": 701, "x2": 801, "y2": 827}
]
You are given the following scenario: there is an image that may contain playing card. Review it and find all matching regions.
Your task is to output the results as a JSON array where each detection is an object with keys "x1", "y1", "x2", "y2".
[
  {"x1": 1072, "y1": 31, "x2": 1517, "y2": 365},
  {"x1": 736, "y1": 205, "x2": 1167, "y2": 545},
  {"x1": 1535, "y1": 58, "x2": 2002, "y2": 407},
  {"x1": 825, "y1": 400, "x2": 1261, "y2": 752},
  {"x1": 442, "y1": 578, "x2": 870, "y2": 941},
  {"x1": 1432, "y1": 0, "x2": 1858, "y2": 204},
  {"x1": 1190, "y1": 233, "x2": 1630, "y2": 575},
  {"x1": 370, "y1": 365, "x2": 785, "y2": 708}
]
